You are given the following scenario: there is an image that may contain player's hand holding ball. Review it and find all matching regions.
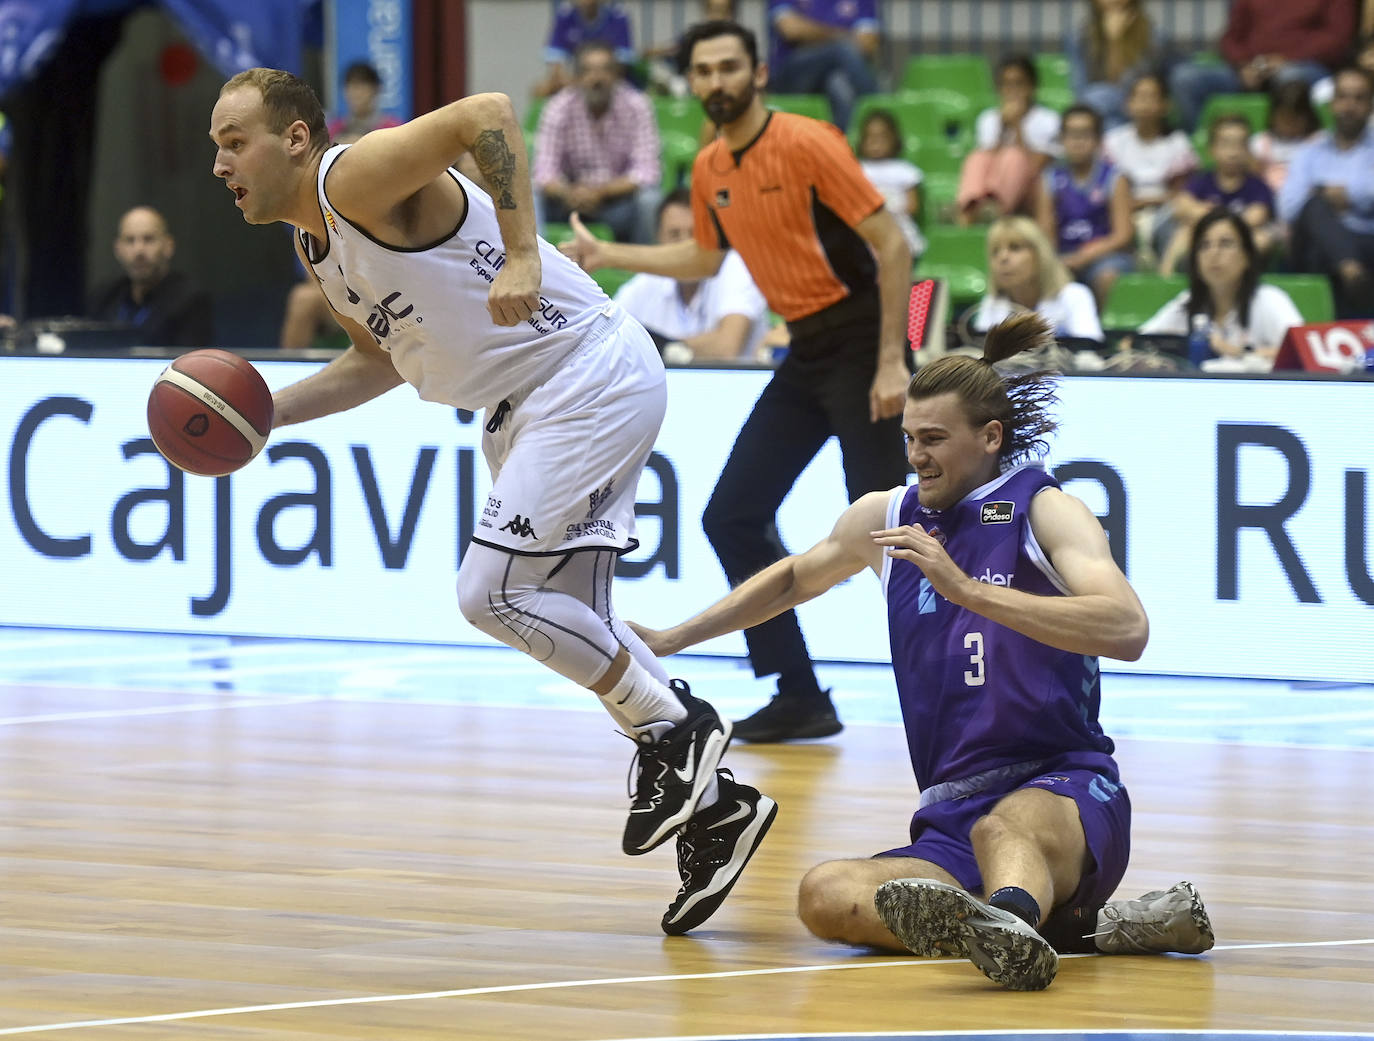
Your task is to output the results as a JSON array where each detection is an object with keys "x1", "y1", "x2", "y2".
[{"x1": 147, "y1": 349, "x2": 273, "y2": 477}]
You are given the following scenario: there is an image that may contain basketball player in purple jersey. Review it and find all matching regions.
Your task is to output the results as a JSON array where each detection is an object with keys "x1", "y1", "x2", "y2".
[{"x1": 630, "y1": 312, "x2": 1213, "y2": 989}]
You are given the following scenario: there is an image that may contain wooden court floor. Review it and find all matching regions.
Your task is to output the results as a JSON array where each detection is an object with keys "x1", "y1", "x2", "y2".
[{"x1": 0, "y1": 676, "x2": 1370, "y2": 1039}]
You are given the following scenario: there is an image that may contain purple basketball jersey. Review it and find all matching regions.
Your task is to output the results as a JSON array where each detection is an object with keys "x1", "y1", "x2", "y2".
[
  {"x1": 884, "y1": 464, "x2": 1118, "y2": 791},
  {"x1": 1048, "y1": 159, "x2": 1117, "y2": 254}
]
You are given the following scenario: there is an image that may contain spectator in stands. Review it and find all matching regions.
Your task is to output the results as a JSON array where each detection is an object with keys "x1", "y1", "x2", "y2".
[
  {"x1": 613, "y1": 188, "x2": 770, "y2": 361},
  {"x1": 1312, "y1": 33, "x2": 1374, "y2": 107},
  {"x1": 534, "y1": 40, "x2": 661, "y2": 244},
  {"x1": 1278, "y1": 65, "x2": 1374, "y2": 318},
  {"x1": 534, "y1": 0, "x2": 636, "y2": 99},
  {"x1": 1159, "y1": 113, "x2": 1277, "y2": 274},
  {"x1": 1066, "y1": 0, "x2": 1170, "y2": 130},
  {"x1": 1251, "y1": 81, "x2": 1324, "y2": 195},
  {"x1": 957, "y1": 55, "x2": 1062, "y2": 226},
  {"x1": 1035, "y1": 104, "x2": 1135, "y2": 305},
  {"x1": 974, "y1": 216, "x2": 1104, "y2": 342},
  {"x1": 856, "y1": 108, "x2": 925, "y2": 259},
  {"x1": 766, "y1": 0, "x2": 879, "y2": 131},
  {"x1": 88, "y1": 205, "x2": 211, "y2": 348},
  {"x1": 1104, "y1": 72, "x2": 1197, "y2": 263},
  {"x1": 1139, "y1": 208, "x2": 1301, "y2": 370},
  {"x1": 327, "y1": 61, "x2": 401, "y2": 144},
  {"x1": 641, "y1": 0, "x2": 736, "y2": 96},
  {"x1": 1169, "y1": 0, "x2": 1357, "y2": 131}
]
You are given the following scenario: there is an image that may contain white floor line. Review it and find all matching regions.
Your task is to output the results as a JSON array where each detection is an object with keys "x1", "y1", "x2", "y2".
[
  {"x1": 604, "y1": 1030, "x2": 1374, "y2": 1041},
  {"x1": 0, "y1": 696, "x2": 322, "y2": 727},
  {"x1": 0, "y1": 940, "x2": 1369, "y2": 1036}
]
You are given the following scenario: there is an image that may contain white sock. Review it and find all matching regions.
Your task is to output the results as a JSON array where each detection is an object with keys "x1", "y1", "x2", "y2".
[
  {"x1": 598, "y1": 656, "x2": 686, "y2": 738},
  {"x1": 600, "y1": 659, "x2": 720, "y2": 807}
]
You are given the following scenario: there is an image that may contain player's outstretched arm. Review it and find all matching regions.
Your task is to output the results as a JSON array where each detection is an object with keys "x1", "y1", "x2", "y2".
[
  {"x1": 559, "y1": 211, "x2": 725, "y2": 279},
  {"x1": 272, "y1": 312, "x2": 404, "y2": 428},
  {"x1": 877, "y1": 487, "x2": 1149, "y2": 660},
  {"x1": 630, "y1": 490, "x2": 892, "y2": 657}
]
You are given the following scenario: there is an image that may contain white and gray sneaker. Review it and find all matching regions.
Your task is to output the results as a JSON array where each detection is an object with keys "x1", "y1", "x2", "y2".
[
  {"x1": 1093, "y1": 881, "x2": 1215, "y2": 955},
  {"x1": 875, "y1": 878, "x2": 1059, "y2": 991}
]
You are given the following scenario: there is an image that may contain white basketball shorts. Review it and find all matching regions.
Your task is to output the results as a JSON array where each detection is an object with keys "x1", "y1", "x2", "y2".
[{"x1": 472, "y1": 309, "x2": 666, "y2": 557}]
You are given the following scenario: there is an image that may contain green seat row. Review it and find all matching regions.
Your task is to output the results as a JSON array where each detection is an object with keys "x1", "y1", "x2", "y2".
[{"x1": 1101, "y1": 272, "x2": 1334, "y2": 329}]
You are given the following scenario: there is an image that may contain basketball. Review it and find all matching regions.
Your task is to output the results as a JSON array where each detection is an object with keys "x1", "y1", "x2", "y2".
[{"x1": 147, "y1": 349, "x2": 273, "y2": 477}]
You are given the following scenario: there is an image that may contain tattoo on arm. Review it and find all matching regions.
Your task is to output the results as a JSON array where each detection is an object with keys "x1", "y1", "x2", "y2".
[{"x1": 473, "y1": 129, "x2": 519, "y2": 210}]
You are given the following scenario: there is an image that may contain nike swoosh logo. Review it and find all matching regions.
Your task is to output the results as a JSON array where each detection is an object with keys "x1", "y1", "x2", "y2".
[
  {"x1": 709, "y1": 800, "x2": 753, "y2": 829},
  {"x1": 673, "y1": 733, "x2": 700, "y2": 782}
]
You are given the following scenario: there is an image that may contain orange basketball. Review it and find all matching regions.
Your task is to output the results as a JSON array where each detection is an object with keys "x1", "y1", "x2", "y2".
[{"x1": 147, "y1": 349, "x2": 273, "y2": 477}]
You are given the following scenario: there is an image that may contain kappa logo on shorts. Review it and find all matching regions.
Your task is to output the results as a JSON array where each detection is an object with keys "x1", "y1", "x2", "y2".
[
  {"x1": 715, "y1": 188, "x2": 730, "y2": 208},
  {"x1": 499, "y1": 514, "x2": 538, "y2": 539},
  {"x1": 981, "y1": 501, "x2": 1015, "y2": 524},
  {"x1": 587, "y1": 479, "x2": 614, "y2": 519}
]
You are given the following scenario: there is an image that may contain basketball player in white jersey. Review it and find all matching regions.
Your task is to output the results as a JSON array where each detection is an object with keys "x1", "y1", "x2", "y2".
[{"x1": 208, "y1": 68, "x2": 776, "y2": 934}]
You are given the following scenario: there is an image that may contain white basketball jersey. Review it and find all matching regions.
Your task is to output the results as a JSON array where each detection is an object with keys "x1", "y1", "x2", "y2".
[{"x1": 301, "y1": 144, "x2": 615, "y2": 410}]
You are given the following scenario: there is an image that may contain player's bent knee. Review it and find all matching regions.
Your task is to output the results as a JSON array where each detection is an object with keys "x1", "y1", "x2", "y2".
[
  {"x1": 797, "y1": 860, "x2": 868, "y2": 941},
  {"x1": 455, "y1": 544, "x2": 518, "y2": 635}
]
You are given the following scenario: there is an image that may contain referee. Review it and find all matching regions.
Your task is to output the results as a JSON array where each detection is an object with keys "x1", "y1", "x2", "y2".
[{"x1": 562, "y1": 19, "x2": 911, "y2": 743}]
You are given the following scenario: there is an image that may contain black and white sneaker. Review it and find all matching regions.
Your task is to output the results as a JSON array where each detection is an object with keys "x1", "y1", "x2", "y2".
[
  {"x1": 661, "y1": 770, "x2": 778, "y2": 935},
  {"x1": 622, "y1": 679, "x2": 732, "y2": 856}
]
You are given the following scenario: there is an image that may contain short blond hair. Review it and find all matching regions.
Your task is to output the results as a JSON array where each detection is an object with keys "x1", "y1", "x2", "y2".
[
  {"x1": 986, "y1": 215, "x2": 1071, "y2": 302},
  {"x1": 221, "y1": 67, "x2": 329, "y2": 153}
]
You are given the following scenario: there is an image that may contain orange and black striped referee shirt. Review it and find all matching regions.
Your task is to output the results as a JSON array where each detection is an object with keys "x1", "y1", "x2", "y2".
[{"x1": 690, "y1": 111, "x2": 885, "y2": 323}]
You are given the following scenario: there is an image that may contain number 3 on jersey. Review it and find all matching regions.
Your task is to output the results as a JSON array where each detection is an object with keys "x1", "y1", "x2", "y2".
[{"x1": 963, "y1": 631, "x2": 986, "y2": 687}]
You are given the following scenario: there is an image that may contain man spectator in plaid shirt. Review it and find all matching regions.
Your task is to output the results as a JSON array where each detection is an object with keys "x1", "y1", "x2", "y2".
[{"x1": 533, "y1": 40, "x2": 661, "y2": 243}]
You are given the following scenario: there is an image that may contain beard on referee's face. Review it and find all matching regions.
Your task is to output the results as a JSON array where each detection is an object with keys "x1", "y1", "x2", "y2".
[{"x1": 704, "y1": 81, "x2": 756, "y2": 126}]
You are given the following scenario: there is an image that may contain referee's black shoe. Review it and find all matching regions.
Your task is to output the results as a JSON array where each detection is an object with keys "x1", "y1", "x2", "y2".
[{"x1": 732, "y1": 691, "x2": 842, "y2": 743}]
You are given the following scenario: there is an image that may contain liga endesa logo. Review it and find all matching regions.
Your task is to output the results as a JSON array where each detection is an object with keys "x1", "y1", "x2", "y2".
[{"x1": 6, "y1": 396, "x2": 680, "y2": 617}]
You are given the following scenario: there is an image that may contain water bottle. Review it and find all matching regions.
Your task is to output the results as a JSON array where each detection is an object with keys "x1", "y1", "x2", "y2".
[{"x1": 1188, "y1": 313, "x2": 1211, "y2": 369}]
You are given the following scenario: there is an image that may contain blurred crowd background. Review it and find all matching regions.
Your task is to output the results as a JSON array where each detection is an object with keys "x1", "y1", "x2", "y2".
[{"x1": 1, "y1": 0, "x2": 1370, "y2": 368}]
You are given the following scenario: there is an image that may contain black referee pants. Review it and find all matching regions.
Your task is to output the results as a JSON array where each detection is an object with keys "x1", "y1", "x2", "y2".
[{"x1": 701, "y1": 321, "x2": 908, "y2": 681}]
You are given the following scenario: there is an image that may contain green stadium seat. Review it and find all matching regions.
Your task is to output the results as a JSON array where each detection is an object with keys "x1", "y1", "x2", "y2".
[
  {"x1": 1263, "y1": 274, "x2": 1334, "y2": 323},
  {"x1": 660, "y1": 130, "x2": 701, "y2": 192},
  {"x1": 542, "y1": 220, "x2": 614, "y2": 246},
  {"x1": 850, "y1": 92, "x2": 976, "y2": 162},
  {"x1": 1034, "y1": 54, "x2": 1074, "y2": 113},
  {"x1": 901, "y1": 54, "x2": 994, "y2": 110},
  {"x1": 1100, "y1": 273, "x2": 1186, "y2": 331},
  {"x1": 917, "y1": 171, "x2": 960, "y2": 227},
  {"x1": 1191, "y1": 93, "x2": 1270, "y2": 160},
  {"x1": 593, "y1": 267, "x2": 635, "y2": 297},
  {"x1": 652, "y1": 95, "x2": 706, "y2": 140},
  {"x1": 767, "y1": 93, "x2": 833, "y2": 122},
  {"x1": 1100, "y1": 274, "x2": 1334, "y2": 331},
  {"x1": 915, "y1": 226, "x2": 988, "y2": 306},
  {"x1": 523, "y1": 97, "x2": 547, "y2": 137}
]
